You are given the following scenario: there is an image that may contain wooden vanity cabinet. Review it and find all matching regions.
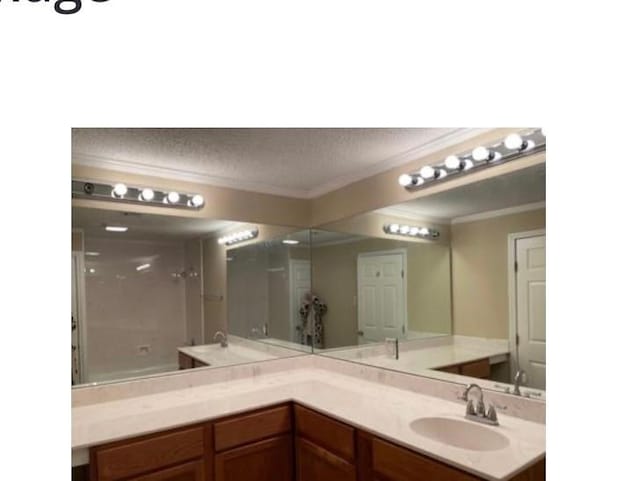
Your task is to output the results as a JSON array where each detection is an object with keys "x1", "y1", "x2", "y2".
[
  {"x1": 90, "y1": 423, "x2": 211, "y2": 481},
  {"x1": 437, "y1": 358, "x2": 491, "y2": 379},
  {"x1": 214, "y1": 404, "x2": 293, "y2": 481},
  {"x1": 89, "y1": 402, "x2": 544, "y2": 481},
  {"x1": 294, "y1": 404, "x2": 357, "y2": 481}
]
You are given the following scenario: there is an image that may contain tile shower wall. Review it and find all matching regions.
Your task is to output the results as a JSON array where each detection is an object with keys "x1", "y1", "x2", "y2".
[{"x1": 83, "y1": 237, "x2": 193, "y2": 383}]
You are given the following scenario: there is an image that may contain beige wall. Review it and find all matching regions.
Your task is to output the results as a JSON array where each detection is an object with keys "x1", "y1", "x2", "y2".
[
  {"x1": 312, "y1": 237, "x2": 452, "y2": 348},
  {"x1": 451, "y1": 208, "x2": 545, "y2": 339}
]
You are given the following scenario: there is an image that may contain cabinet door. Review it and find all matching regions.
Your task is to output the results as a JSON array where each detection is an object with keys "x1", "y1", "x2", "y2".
[
  {"x1": 215, "y1": 435, "x2": 293, "y2": 481},
  {"x1": 296, "y1": 437, "x2": 357, "y2": 481},
  {"x1": 129, "y1": 460, "x2": 204, "y2": 481}
]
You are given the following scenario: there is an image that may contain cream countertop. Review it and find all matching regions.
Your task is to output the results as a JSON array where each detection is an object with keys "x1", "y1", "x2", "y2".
[
  {"x1": 178, "y1": 335, "x2": 307, "y2": 367},
  {"x1": 72, "y1": 366, "x2": 544, "y2": 481}
]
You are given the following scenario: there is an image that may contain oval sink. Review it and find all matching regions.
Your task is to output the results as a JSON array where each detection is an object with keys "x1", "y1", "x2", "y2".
[{"x1": 409, "y1": 417, "x2": 509, "y2": 452}]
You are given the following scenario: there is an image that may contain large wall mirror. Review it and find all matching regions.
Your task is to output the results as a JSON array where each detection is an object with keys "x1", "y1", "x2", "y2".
[
  {"x1": 71, "y1": 207, "x2": 309, "y2": 387},
  {"x1": 315, "y1": 163, "x2": 545, "y2": 398}
]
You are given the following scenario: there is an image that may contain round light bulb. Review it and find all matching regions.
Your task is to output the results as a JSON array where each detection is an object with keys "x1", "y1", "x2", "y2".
[
  {"x1": 167, "y1": 191, "x2": 180, "y2": 204},
  {"x1": 141, "y1": 188, "x2": 154, "y2": 201},
  {"x1": 419, "y1": 227, "x2": 429, "y2": 236},
  {"x1": 190, "y1": 194, "x2": 204, "y2": 207},
  {"x1": 409, "y1": 227, "x2": 419, "y2": 236},
  {"x1": 419, "y1": 165, "x2": 436, "y2": 180},
  {"x1": 472, "y1": 146, "x2": 491, "y2": 162},
  {"x1": 398, "y1": 174, "x2": 413, "y2": 187},
  {"x1": 389, "y1": 224, "x2": 400, "y2": 233},
  {"x1": 400, "y1": 225, "x2": 410, "y2": 234},
  {"x1": 504, "y1": 133, "x2": 526, "y2": 151},
  {"x1": 113, "y1": 183, "x2": 128, "y2": 198},
  {"x1": 444, "y1": 155, "x2": 461, "y2": 170}
]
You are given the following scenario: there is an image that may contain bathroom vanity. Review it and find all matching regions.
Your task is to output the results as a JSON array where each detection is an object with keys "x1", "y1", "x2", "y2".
[
  {"x1": 73, "y1": 357, "x2": 545, "y2": 481},
  {"x1": 87, "y1": 402, "x2": 544, "y2": 481}
]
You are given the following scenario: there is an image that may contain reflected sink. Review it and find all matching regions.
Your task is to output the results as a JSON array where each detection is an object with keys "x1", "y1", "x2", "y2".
[{"x1": 409, "y1": 417, "x2": 509, "y2": 452}]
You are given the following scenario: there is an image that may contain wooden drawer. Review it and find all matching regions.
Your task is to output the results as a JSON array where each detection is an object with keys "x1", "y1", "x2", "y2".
[
  {"x1": 214, "y1": 404, "x2": 291, "y2": 452},
  {"x1": 460, "y1": 358, "x2": 491, "y2": 379},
  {"x1": 93, "y1": 425, "x2": 205, "y2": 481},
  {"x1": 129, "y1": 460, "x2": 205, "y2": 481},
  {"x1": 294, "y1": 405, "x2": 355, "y2": 461},
  {"x1": 296, "y1": 437, "x2": 356, "y2": 481},
  {"x1": 372, "y1": 438, "x2": 480, "y2": 481},
  {"x1": 215, "y1": 435, "x2": 293, "y2": 481}
]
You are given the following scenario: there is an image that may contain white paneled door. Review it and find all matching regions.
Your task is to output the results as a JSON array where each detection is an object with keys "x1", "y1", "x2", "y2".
[
  {"x1": 515, "y1": 234, "x2": 546, "y2": 390},
  {"x1": 357, "y1": 251, "x2": 406, "y2": 343}
]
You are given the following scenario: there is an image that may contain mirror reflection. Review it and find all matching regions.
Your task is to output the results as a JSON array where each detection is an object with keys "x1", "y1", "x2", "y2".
[
  {"x1": 317, "y1": 163, "x2": 546, "y2": 397},
  {"x1": 226, "y1": 230, "x2": 313, "y2": 351},
  {"x1": 310, "y1": 228, "x2": 452, "y2": 349},
  {"x1": 71, "y1": 207, "x2": 307, "y2": 387}
]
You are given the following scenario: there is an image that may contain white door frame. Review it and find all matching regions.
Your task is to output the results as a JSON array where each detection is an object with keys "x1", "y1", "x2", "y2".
[
  {"x1": 289, "y1": 259, "x2": 311, "y2": 342},
  {"x1": 356, "y1": 248, "x2": 408, "y2": 342},
  {"x1": 507, "y1": 228, "x2": 546, "y2": 377}
]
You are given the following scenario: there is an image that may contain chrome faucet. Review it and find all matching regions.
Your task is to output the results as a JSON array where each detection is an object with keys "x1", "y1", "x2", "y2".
[
  {"x1": 213, "y1": 331, "x2": 228, "y2": 347},
  {"x1": 513, "y1": 369, "x2": 527, "y2": 396},
  {"x1": 462, "y1": 384, "x2": 499, "y2": 426}
]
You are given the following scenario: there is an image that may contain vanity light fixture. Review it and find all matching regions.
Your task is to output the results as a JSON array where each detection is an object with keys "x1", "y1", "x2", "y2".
[
  {"x1": 72, "y1": 179, "x2": 205, "y2": 210},
  {"x1": 217, "y1": 228, "x2": 259, "y2": 246},
  {"x1": 112, "y1": 183, "x2": 128, "y2": 198},
  {"x1": 105, "y1": 226, "x2": 128, "y2": 233},
  {"x1": 136, "y1": 263, "x2": 151, "y2": 271},
  {"x1": 165, "y1": 191, "x2": 180, "y2": 204},
  {"x1": 383, "y1": 223, "x2": 440, "y2": 240},
  {"x1": 398, "y1": 128, "x2": 545, "y2": 192},
  {"x1": 140, "y1": 188, "x2": 155, "y2": 201}
]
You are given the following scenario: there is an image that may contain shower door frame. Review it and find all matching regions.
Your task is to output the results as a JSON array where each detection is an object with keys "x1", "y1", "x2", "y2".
[{"x1": 72, "y1": 250, "x2": 88, "y2": 385}]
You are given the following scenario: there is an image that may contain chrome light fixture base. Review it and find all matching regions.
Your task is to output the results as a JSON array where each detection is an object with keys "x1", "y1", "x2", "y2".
[
  {"x1": 399, "y1": 129, "x2": 545, "y2": 192},
  {"x1": 72, "y1": 179, "x2": 205, "y2": 210}
]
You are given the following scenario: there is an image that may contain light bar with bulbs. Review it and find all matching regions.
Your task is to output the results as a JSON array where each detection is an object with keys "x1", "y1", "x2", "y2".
[
  {"x1": 71, "y1": 179, "x2": 205, "y2": 210},
  {"x1": 383, "y1": 223, "x2": 440, "y2": 240},
  {"x1": 218, "y1": 229, "x2": 259, "y2": 246},
  {"x1": 398, "y1": 129, "x2": 545, "y2": 192}
]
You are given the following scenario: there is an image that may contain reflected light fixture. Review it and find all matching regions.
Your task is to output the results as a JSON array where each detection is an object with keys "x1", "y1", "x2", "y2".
[
  {"x1": 218, "y1": 228, "x2": 259, "y2": 246},
  {"x1": 383, "y1": 223, "x2": 439, "y2": 240},
  {"x1": 105, "y1": 226, "x2": 128, "y2": 233},
  {"x1": 282, "y1": 239, "x2": 300, "y2": 245},
  {"x1": 136, "y1": 263, "x2": 151, "y2": 271},
  {"x1": 397, "y1": 129, "x2": 545, "y2": 192}
]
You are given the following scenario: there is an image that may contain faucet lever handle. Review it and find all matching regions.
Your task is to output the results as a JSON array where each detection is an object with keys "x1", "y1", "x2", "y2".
[
  {"x1": 465, "y1": 399, "x2": 476, "y2": 416},
  {"x1": 486, "y1": 404, "x2": 498, "y2": 422}
]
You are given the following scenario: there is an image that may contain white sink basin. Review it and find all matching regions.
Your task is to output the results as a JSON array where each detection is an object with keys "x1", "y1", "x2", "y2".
[{"x1": 409, "y1": 417, "x2": 509, "y2": 452}]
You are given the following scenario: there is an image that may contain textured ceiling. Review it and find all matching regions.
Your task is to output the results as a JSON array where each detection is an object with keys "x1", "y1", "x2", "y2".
[
  {"x1": 72, "y1": 128, "x2": 481, "y2": 198},
  {"x1": 376, "y1": 163, "x2": 546, "y2": 222}
]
